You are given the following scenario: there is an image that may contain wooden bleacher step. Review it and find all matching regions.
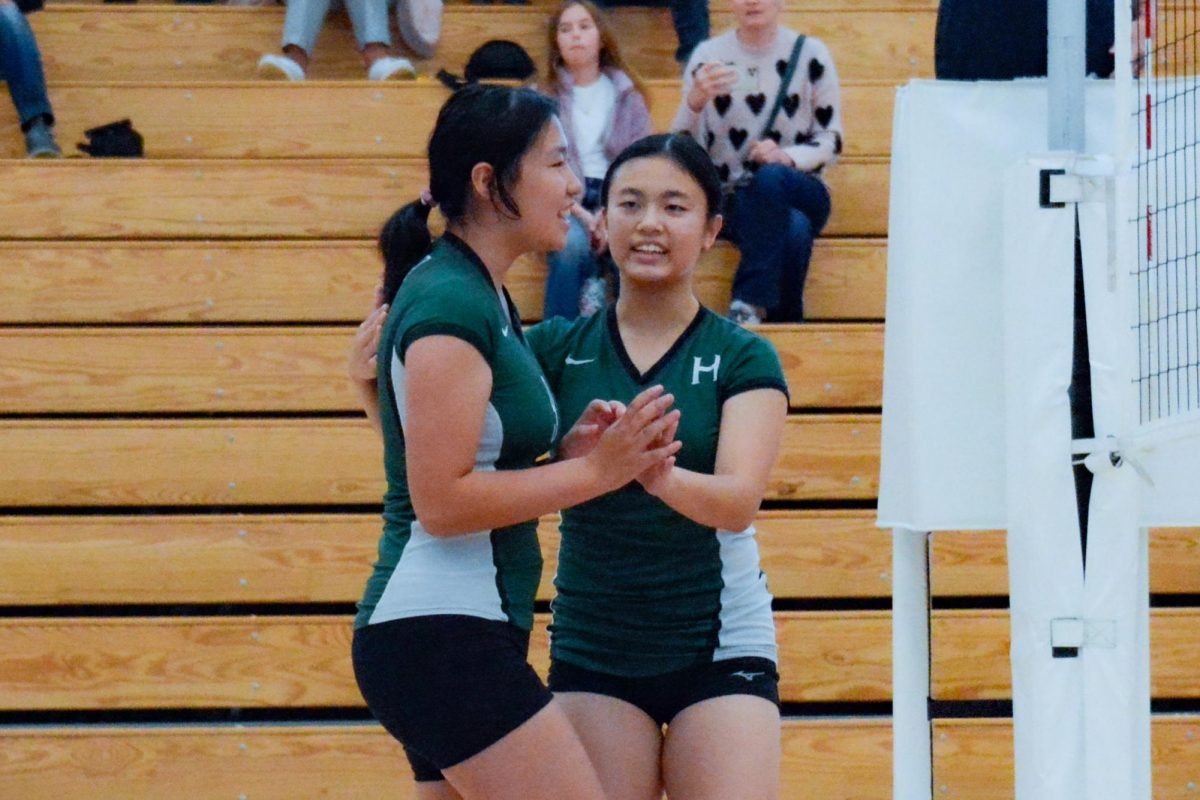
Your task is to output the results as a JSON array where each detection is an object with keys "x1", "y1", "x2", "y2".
[
  {"x1": 28, "y1": 5, "x2": 935, "y2": 82},
  {"x1": 3, "y1": 716, "x2": 1196, "y2": 799},
  {"x1": 4, "y1": 514, "x2": 1198, "y2": 608},
  {"x1": 932, "y1": 717, "x2": 1200, "y2": 800},
  {"x1": 4, "y1": 609, "x2": 1198, "y2": 710},
  {"x1": 931, "y1": 527, "x2": 1200, "y2": 596},
  {"x1": 0, "y1": 239, "x2": 888, "y2": 322},
  {"x1": 0, "y1": 324, "x2": 883, "y2": 413},
  {"x1": 0, "y1": 415, "x2": 881, "y2": 506},
  {"x1": 0, "y1": 80, "x2": 898, "y2": 160},
  {"x1": 0, "y1": 158, "x2": 889, "y2": 238},
  {"x1": 932, "y1": 609, "x2": 1200, "y2": 701},
  {"x1": 0, "y1": 611, "x2": 892, "y2": 708},
  {"x1": 0, "y1": 510, "x2": 895, "y2": 605},
  {"x1": 0, "y1": 719, "x2": 896, "y2": 799}
]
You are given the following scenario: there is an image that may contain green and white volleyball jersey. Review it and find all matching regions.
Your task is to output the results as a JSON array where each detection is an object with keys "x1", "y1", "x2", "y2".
[
  {"x1": 355, "y1": 234, "x2": 560, "y2": 633},
  {"x1": 527, "y1": 305, "x2": 789, "y2": 677}
]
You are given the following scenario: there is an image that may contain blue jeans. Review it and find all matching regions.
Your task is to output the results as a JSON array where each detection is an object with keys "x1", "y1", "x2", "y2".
[
  {"x1": 544, "y1": 213, "x2": 600, "y2": 320},
  {"x1": 0, "y1": 2, "x2": 54, "y2": 130},
  {"x1": 725, "y1": 165, "x2": 831, "y2": 322},
  {"x1": 593, "y1": 0, "x2": 708, "y2": 64}
]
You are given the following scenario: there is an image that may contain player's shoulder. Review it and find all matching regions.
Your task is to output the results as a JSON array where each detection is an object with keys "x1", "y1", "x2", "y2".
[
  {"x1": 696, "y1": 306, "x2": 776, "y2": 354},
  {"x1": 398, "y1": 240, "x2": 491, "y2": 306}
]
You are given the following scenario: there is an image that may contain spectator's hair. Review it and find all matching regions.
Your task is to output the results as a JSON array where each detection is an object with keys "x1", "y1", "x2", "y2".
[
  {"x1": 545, "y1": 0, "x2": 648, "y2": 103},
  {"x1": 379, "y1": 84, "x2": 559, "y2": 301},
  {"x1": 601, "y1": 133, "x2": 723, "y2": 220}
]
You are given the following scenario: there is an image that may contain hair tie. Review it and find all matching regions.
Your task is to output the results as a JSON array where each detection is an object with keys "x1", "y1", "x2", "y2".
[{"x1": 420, "y1": 188, "x2": 437, "y2": 208}]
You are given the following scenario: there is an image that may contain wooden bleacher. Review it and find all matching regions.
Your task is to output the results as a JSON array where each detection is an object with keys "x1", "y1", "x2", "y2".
[
  {"x1": 0, "y1": 239, "x2": 888, "y2": 321},
  {"x1": 3, "y1": 2, "x2": 1199, "y2": 797},
  {"x1": 0, "y1": 80, "x2": 898, "y2": 159},
  {"x1": 26, "y1": 5, "x2": 935, "y2": 81}
]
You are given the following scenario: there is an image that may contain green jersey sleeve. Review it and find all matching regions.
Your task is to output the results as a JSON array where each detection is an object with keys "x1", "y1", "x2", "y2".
[
  {"x1": 720, "y1": 330, "x2": 790, "y2": 405},
  {"x1": 394, "y1": 268, "x2": 498, "y2": 366}
]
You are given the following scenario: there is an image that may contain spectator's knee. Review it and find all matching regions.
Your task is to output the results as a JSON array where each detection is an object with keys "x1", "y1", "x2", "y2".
[
  {"x1": 791, "y1": 208, "x2": 817, "y2": 246},
  {"x1": 746, "y1": 163, "x2": 793, "y2": 200}
]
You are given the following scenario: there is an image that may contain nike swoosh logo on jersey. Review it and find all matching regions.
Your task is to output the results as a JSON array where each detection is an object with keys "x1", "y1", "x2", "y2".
[
  {"x1": 501, "y1": 325, "x2": 510, "y2": 337},
  {"x1": 565, "y1": 355, "x2": 595, "y2": 365},
  {"x1": 731, "y1": 671, "x2": 764, "y2": 682}
]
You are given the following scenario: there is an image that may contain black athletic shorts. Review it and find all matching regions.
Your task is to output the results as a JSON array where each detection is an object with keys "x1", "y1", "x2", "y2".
[
  {"x1": 352, "y1": 615, "x2": 554, "y2": 782},
  {"x1": 547, "y1": 656, "x2": 780, "y2": 727}
]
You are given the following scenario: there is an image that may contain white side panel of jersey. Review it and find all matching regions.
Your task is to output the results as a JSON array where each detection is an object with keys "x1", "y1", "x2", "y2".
[
  {"x1": 713, "y1": 527, "x2": 778, "y2": 664},
  {"x1": 368, "y1": 350, "x2": 507, "y2": 625}
]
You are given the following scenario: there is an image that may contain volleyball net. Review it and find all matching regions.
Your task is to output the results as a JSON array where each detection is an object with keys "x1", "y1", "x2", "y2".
[{"x1": 1130, "y1": 0, "x2": 1200, "y2": 433}]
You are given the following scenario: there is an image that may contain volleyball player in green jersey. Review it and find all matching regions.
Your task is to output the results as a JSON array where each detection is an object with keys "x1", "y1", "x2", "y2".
[
  {"x1": 352, "y1": 132, "x2": 786, "y2": 799},
  {"x1": 526, "y1": 134, "x2": 789, "y2": 800},
  {"x1": 350, "y1": 85, "x2": 682, "y2": 800}
]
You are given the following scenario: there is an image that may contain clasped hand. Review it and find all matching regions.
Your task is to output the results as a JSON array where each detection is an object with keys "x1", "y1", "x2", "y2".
[{"x1": 558, "y1": 385, "x2": 682, "y2": 494}]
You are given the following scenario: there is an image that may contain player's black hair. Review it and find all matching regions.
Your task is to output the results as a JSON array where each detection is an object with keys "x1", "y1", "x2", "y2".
[
  {"x1": 600, "y1": 133, "x2": 724, "y2": 220},
  {"x1": 379, "y1": 84, "x2": 559, "y2": 302}
]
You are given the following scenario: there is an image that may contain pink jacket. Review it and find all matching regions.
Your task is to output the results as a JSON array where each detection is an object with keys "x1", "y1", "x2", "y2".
[{"x1": 549, "y1": 67, "x2": 653, "y2": 184}]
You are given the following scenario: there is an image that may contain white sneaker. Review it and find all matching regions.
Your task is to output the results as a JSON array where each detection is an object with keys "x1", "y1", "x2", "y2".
[
  {"x1": 728, "y1": 299, "x2": 764, "y2": 326},
  {"x1": 367, "y1": 56, "x2": 417, "y2": 81},
  {"x1": 257, "y1": 54, "x2": 305, "y2": 81}
]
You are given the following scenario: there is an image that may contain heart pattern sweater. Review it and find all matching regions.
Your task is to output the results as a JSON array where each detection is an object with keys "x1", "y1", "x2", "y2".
[{"x1": 671, "y1": 28, "x2": 843, "y2": 189}]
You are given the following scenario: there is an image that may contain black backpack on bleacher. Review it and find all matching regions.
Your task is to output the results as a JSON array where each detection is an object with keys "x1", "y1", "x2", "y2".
[{"x1": 77, "y1": 119, "x2": 145, "y2": 158}]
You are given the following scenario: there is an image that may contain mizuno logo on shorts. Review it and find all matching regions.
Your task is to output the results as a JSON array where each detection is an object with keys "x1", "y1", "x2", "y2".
[{"x1": 731, "y1": 671, "x2": 764, "y2": 682}]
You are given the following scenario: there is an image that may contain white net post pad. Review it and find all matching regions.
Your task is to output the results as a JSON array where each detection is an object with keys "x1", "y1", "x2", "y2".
[{"x1": 878, "y1": 79, "x2": 1200, "y2": 530}]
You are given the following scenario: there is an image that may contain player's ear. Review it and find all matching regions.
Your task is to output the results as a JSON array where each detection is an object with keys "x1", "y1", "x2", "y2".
[
  {"x1": 703, "y1": 214, "x2": 723, "y2": 251},
  {"x1": 470, "y1": 162, "x2": 497, "y2": 208}
]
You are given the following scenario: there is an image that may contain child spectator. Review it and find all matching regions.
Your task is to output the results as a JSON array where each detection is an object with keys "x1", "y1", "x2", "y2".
[
  {"x1": 541, "y1": 0, "x2": 651, "y2": 319},
  {"x1": 0, "y1": 0, "x2": 60, "y2": 157},
  {"x1": 672, "y1": 0, "x2": 841, "y2": 324},
  {"x1": 257, "y1": 0, "x2": 416, "y2": 80}
]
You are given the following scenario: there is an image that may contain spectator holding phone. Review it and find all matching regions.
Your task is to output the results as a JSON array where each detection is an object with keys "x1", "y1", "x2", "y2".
[
  {"x1": 1, "y1": 0, "x2": 60, "y2": 157},
  {"x1": 672, "y1": 0, "x2": 841, "y2": 324}
]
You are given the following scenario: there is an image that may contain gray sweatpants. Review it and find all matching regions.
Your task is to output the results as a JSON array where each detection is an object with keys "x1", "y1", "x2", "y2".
[{"x1": 282, "y1": 0, "x2": 395, "y2": 54}]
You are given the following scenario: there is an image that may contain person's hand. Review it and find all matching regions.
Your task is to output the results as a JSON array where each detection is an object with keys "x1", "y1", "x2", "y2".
[
  {"x1": 575, "y1": 205, "x2": 607, "y2": 253},
  {"x1": 557, "y1": 398, "x2": 625, "y2": 461},
  {"x1": 583, "y1": 385, "x2": 682, "y2": 492},
  {"x1": 687, "y1": 62, "x2": 738, "y2": 113},
  {"x1": 347, "y1": 287, "x2": 388, "y2": 383},
  {"x1": 637, "y1": 408, "x2": 680, "y2": 496},
  {"x1": 747, "y1": 138, "x2": 795, "y2": 167}
]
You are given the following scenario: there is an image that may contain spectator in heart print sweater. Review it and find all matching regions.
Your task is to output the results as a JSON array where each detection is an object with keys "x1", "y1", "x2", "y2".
[{"x1": 671, "y1": 0, "x2": 842, "y2": 324}]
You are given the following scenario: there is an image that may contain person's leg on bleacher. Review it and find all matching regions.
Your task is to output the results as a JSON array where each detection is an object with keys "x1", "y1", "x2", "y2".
[
  {"x1": 544, "y1": 213, "x2": 601, "y2": 320},
  {"x1": 343, "y1": 0, "x2": 415, "y2": 79},
  {"x1": 727, "y1": 163, "x2": 830, "y2": 323},
  {"x1": 257, "y1": 0, "x2": 329, "y2": 79},
  {"x1": 0, "y1": 0, "x2": 59, "y2": 157},
  {"x1": 667, "y1": 0, "x2": 708, "y2": 64},
  {"x1": 258, "y1": 0, "x2": 413, "y2": 80}
]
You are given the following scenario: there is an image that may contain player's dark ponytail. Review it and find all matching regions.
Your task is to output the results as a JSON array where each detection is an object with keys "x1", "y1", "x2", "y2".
[{"x1": 379, "y1": 84, "x2": 559, "y2": 301}]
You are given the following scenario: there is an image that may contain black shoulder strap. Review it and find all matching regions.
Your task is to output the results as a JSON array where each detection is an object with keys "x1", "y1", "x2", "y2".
[{"x1": 761, "y1": 34, "x2": 806, "y2": 140}]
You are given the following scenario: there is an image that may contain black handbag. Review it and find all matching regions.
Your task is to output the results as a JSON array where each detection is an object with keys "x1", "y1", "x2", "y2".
[{"x1": 77, "y1": 119, "x2": 145, "y2": 158}]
